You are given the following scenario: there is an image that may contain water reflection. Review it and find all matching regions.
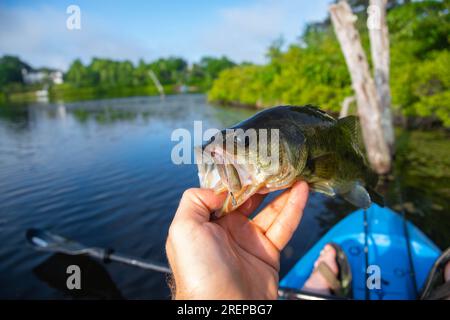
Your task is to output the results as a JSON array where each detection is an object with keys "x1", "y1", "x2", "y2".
[
  {"x1": 33, "y1": 253, "x2": 124, "y2": 299},
  {"x1": 388, "y1": 129, "x2": 450, "y2": 247}
]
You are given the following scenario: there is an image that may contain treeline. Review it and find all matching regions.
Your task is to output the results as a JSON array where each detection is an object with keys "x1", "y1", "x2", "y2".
[
  {"x1": 208, "y1": 1, "x2": 450, "y2": 127},
  {"x1": 0, "y1": 55, "x2": 236, "y2": 101},
  {"x1": 0, "y1": 56, "x2": 32, "y2": 91},
  {"x1": 64, "y1": 56, "x2": 235, "y2": 91}
]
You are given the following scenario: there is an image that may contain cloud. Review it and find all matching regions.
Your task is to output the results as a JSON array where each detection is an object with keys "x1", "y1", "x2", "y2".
[
  {"x1": 0, "y1": 4, "x2": 153, "y2": 70},
  {"x1": 0, "y1": 1, "x2": 331, "y2": 70},
  {"x1": 196, "y1": 0, "x2": 330, "y2": 63}
]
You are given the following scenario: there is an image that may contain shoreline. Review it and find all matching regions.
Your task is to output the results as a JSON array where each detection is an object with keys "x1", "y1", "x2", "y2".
[
  {"x1": 2, "y1": 91, "x2": 448, "y2": 131},
  {"x1": 2, "y1": 85, "x2": 202, "y2": 104}
]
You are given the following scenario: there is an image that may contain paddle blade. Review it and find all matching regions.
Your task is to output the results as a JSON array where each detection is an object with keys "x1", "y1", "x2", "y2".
[{"x1": 26, "y1": 228, "x2": 86, "y2": 254}]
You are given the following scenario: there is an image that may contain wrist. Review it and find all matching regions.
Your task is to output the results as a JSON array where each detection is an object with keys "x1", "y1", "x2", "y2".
[{"x1": 169, "y1": 274, "x2": 196, "y2": 300}]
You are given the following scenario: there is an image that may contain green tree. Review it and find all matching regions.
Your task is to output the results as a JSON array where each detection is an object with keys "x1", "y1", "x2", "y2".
[
  {"x1": 189, "y1": 56, "x2": 236, "y2": 90},
  {"x1": 149, "y1": 57, "x2": 188, "y2": 85},
  {"x1": 0, "y1": 55, "x2": 30, "y2": 89},
  {"x1": 209, "y1": 0, "x2": 449, "y2": 126},
  {"x1": 133, "y1": 59, "x2": 150, "y2": 86},
  {"x1": 65, "y1": 59, "x2": 90, "y2": 87}
]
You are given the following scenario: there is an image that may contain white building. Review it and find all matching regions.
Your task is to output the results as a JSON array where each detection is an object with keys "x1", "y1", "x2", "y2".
[
  {"x1": 50, "y1": 71, "x2": 64, "y2": 85},
  {"x1": 22, "y1": 68, "x2": 64, "y2": 85}
]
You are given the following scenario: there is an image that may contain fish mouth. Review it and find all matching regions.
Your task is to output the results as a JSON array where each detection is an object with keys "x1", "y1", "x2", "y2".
[
  {"x1": 195, "y1": 129, "x2": 294, "y2": 216},
  {"x1": 195, "y1": 144, "x2": 261, "y2": 216}
]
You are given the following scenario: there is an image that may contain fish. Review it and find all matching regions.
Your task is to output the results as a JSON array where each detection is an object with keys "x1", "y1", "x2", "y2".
[{"x1": 195, "y1": 105, "x2": 381, "y2": 216}]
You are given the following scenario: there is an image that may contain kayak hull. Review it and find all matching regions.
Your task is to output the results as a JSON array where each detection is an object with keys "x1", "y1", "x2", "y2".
[{"x1": 280, "y1": 204, "x2": 441, "y2": 300}]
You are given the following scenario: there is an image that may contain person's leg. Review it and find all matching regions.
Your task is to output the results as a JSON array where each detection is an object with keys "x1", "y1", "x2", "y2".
[
  {"x1": 445, "y1": 261, "x2": 450, "y2": 282},
  {"x1": 302, "y1": 244, "x2": 339, "y2": 295},
  {"x1": 445, "y1": 261, "x2": 450, "y2": 300},
  {"x1": 444, "y1": 261, "x2": 450, "y2": 300},
  {"x1": 304, "y1": 247, "x2": 450, "y2": 299}
]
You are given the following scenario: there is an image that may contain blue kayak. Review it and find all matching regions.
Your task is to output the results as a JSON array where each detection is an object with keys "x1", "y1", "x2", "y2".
[{"x1": 280, "y1": 204, "x2": 442, "y2": 300}]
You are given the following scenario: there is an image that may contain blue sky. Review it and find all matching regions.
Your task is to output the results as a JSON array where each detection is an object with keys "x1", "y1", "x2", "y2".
[{"x1": 0, "y1": 0, "x2": 332, "y2": 70}]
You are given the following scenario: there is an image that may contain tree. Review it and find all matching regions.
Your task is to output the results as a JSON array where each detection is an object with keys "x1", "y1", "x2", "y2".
[
  {"x1": 133, "y1": 59, "x2": 150, "y2": 86},
  {"x1": 0, "y1": 55, "x2": 30, "y2": 89},
  {"x1": 149, "y1": 57, "x2": 188, "y2": 85},
  {"x1": 209, "y1": 0, "x2": 449, "y2": 129},
  {"x1": 187, "y1": 56, "x2": 235, "y2": 90},
  {"x1": 65, "y1": 59, "x2": 89, "y2": 87},
  {"x1": 330, "y1": 1, "x2": 392, "y2": 173}
]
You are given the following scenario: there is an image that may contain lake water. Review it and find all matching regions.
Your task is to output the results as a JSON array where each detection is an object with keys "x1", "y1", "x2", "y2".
[{"x1": 0, "y1": 94, "x2": 448, "y2": 299}]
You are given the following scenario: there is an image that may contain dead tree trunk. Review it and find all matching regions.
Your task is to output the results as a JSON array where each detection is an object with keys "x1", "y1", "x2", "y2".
[
  {"x1": 329, "y1": 1, "x2": 391, "y2": 174},
  {"x1": 368, "y1": 0, "x2": 395, "y2": 152}
]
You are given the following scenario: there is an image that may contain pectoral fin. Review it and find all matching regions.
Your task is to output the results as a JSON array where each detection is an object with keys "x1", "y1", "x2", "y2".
[
  {"x1": 340, "y1": 183, "x2": 371, "y2": 209},
  {"x1": 311, "y1": 181, "x2": 336, "y2": 197}
]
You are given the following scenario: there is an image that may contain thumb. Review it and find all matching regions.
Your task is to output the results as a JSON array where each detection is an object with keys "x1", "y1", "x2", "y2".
[{"x1": 174, "y1": 188, "x2": 227, "y2": 224}]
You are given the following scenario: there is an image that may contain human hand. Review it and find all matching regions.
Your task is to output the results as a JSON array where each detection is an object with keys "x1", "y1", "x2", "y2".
[{"x1": 165, "y1": 181, "x2": 309, "y2": 300}]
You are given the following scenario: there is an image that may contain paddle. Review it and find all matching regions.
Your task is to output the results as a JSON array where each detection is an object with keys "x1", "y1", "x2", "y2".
[{"x1": 26, "y1": 228, "x2": 172, "y2": 273}]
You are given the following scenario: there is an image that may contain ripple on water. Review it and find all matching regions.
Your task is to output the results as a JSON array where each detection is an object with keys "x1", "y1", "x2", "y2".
[{"x1": 1, "y1": 95, "x2": 446, "y2": 299}]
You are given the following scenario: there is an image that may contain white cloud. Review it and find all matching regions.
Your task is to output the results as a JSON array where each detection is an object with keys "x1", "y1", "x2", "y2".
[
  {"x1": 196, "y1": 0, "x2": 330, "y2": 63},
  {"x1": 0, "y1": 1, "x2": 331, "y2": 69},
  {"x1": 0, "y1": 5, "x2": 153, "y2": 70}
]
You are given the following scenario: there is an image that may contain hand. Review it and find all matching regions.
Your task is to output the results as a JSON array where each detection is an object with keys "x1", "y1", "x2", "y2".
[{"x1": 165, "y1": 181, "x2": 309, "y2": 300}]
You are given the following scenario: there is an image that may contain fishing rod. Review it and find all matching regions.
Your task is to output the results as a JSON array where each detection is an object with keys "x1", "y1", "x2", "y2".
[
  {"x1": 394, "y1": 177, "x2": 419, "y2": 297},
  {"x1": 26, "y1": 228, "x2": 172, "y2": 274},
  {"x1": 363, "y1": 209, "x2": 370, "y2": 300}
]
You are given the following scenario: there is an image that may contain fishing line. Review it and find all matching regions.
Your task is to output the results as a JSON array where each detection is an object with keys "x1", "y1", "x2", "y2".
[
  {"x1": 394, "y1": 172, "x2": 419, "y2": 297},
  {"x1": 363, "y1": 208, "x2": 370, "y2": 300}
]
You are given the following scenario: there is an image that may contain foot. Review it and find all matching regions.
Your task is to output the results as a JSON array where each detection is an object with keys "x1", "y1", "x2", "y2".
[
  {"x1": 302, "y1": 244, "x2": 339, "y2": 295},
  {"x1": 445, "y1": 261, "x2": 450, "y2": 300},
  {"x1": 445, "y1": 261, "x2": 450, "y2": 282}
]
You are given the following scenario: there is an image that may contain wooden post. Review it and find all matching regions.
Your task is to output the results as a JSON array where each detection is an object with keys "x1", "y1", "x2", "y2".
[
  {"x1": 368, "y1": 0, "x2": 395, "y2": 152},
  {"x1": 329, "y1": 1, "x2": 391, "y2": 174}
]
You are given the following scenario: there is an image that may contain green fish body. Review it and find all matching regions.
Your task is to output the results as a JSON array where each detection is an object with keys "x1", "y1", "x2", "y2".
[{"x1": 196, "y1": 105, "x2": 380, "y2": 215}]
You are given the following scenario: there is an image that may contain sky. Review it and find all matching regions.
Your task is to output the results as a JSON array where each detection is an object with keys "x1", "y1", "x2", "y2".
[{"x1": 0, "y1": 0, "x2": 333, "y2": 70}]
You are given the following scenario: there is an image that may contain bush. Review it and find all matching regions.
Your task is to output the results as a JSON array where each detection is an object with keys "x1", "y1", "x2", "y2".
[{"x1": 209, "y1": 1, "x2": 449, "y2": 126}]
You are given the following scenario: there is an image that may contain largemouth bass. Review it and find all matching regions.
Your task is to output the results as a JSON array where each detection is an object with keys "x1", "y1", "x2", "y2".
[{"x1": 196, "y1": 105, "x2": 380, "y2": 216}]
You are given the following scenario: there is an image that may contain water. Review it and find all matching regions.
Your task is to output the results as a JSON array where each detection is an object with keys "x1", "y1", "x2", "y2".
[{"x1": 0, "y1": 94, "x2": 448, "y2": 299}]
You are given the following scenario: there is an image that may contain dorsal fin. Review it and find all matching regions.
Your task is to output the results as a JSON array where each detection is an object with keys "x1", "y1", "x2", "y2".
[
  {"x1": 336, "y1": 115, "x2": 362, "y2": 147},
  {"x1": 337, "y1": 116, "x2": 358, "y2": 138}
]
